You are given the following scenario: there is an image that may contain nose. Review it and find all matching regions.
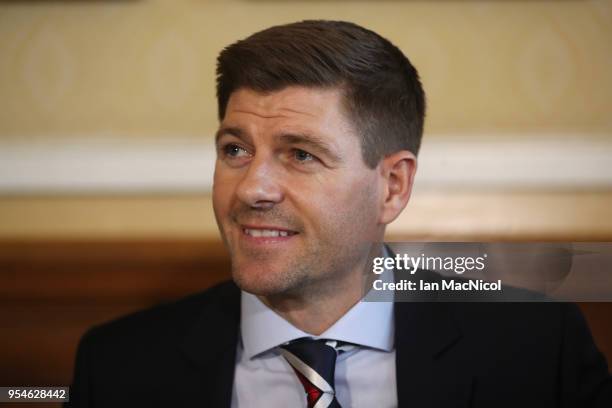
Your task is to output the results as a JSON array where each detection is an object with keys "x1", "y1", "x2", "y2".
[{"x1": 235, "y1": 155, "x2": 284, "y2": 210}]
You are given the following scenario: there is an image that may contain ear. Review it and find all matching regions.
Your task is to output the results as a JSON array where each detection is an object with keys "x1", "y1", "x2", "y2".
[{"x1": 378, "y1": 150, "x2": 417, "y2": 225}]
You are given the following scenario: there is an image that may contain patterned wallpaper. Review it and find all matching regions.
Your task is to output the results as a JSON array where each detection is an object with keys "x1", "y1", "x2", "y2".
[{"x1": 0, "y1": 0, "x2": 610, "y2": 141}]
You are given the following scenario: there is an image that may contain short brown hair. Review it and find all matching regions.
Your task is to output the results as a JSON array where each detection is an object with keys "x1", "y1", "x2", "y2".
[{"x1": 216, "y1": 20, "x2": 426, "y2": 167}]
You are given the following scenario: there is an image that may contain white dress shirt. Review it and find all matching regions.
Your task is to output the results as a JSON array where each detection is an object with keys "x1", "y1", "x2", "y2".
[{"x1": 231, "y1": 268, "x2": 397, "y2": 408}]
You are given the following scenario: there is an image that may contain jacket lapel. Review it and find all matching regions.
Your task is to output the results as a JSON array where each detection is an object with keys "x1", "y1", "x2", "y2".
[
  {"x1": 179, "y1": 282, "x2": 241, "y2": 407},
  {"x1": 394, "y1": 283, "x2": 474, "y2": 408}
]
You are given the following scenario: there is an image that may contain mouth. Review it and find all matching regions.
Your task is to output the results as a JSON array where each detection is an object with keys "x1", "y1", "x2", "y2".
[{"x1": 240, "y1": 225, "x2": 299, "y2": 241}]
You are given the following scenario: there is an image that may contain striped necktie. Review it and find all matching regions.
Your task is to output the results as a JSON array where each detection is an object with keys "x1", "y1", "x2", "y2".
[{"x1": 280, "y1": 338, "x2": 348, "y2": 408}]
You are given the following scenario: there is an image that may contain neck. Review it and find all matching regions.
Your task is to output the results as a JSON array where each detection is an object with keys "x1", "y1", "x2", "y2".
[{"x1": 259, "y1": 244, "x2": 383, "y2": 335}]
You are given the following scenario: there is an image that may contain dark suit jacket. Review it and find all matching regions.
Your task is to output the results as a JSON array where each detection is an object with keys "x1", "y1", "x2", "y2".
[{"x1": 67, "y1": 271, "x2": 612, "y2": 407}]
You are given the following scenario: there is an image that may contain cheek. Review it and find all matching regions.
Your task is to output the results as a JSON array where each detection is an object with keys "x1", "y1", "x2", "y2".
[
  {"x1": 212, "y1": 167, "x2": 233, "y2": 219},
  {"x1": 340, "y1": 185, "x2": 379, "y2": 230},
  {"x1": 302, "y1": 174, "x2": 380, "y2": 235}
]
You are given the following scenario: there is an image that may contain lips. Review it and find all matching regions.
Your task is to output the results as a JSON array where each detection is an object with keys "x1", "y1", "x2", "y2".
[
  {"x1": 243, "y1": 228, "x2": 296, "y2": 237},
  {"x1": 240, "y1": 224, "x2": 299, "y2": 239}
]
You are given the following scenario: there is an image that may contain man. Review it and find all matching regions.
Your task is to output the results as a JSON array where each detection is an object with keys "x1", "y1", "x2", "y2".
[{"x1": 67, "y1": 20, "x2": 611, "y2": 407}]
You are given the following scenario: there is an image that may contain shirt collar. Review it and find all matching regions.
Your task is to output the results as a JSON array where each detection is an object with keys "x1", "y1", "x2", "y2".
[{"x1": 240, "y1": 246, "x2": 395, "y2": 360}]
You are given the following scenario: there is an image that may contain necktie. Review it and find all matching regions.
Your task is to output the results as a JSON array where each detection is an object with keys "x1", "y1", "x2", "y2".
[{"x1": 280, "y1": 338, "x2": 344, "y2": 408}]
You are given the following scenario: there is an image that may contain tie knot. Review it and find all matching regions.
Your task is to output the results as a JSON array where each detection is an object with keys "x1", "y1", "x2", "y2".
[
  {"x1": 280, "y1": 338, "x2": 343, "y2": 408},
  {"x1": 282, "y1": 338, "x2": 339, "y2": 361}
]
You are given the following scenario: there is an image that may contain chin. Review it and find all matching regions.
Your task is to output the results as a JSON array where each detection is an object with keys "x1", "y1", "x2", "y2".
[{"x1": 231, "y1": 263, "x2": 298, "y2": 297}]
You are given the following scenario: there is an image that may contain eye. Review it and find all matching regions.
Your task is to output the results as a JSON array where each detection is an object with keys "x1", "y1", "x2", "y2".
[
  {"x1": 222, "y1": 143, "x2": 249, "y2": 158},
  {"x1": 293, "y1": 149, "x2": 315, "y2": 163}
]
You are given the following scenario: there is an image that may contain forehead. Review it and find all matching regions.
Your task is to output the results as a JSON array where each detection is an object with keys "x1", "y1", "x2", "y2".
[{"x1": 222, "y1": 86, "x2": 354, "y2": 137}]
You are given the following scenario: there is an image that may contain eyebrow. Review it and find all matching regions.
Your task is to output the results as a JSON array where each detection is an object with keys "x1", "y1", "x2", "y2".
[
  {"x1": 279, "y1": 132, "x2": 343, "y2": 164},
  {"x1": 215, "y1": 126, "x2": 248, "y2": 144}
]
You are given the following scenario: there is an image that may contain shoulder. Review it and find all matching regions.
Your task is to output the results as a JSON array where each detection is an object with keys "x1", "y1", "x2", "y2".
[
  {"x1": 394, "y1": 271, "x2": 612, "y2": 405},
  {"x1": 81, "y1": 280, "x2": 240, "y2": 351},
  {"x1": 400, "y1": 269, "x2": 587, "y2": 348},
  {"x1": 67, "y1": 282, "x2": 241, "y2": 406}
]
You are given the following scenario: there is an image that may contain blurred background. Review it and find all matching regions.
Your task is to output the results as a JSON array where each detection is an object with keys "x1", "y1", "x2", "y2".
[{"x1": 0, "y1": 0, "x2": 611, "y2": 399}]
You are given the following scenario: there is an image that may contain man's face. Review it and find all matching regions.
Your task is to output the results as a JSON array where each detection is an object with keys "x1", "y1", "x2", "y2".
[{"x1": 213, "y1": 86, "x2": 384, "y2": 297}]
